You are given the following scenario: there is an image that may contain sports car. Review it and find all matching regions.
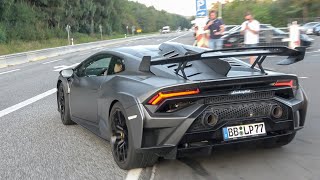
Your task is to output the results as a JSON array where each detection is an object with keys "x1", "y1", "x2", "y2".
[{"x1": 57, "y1": 42, "x2": 308, "y2": 170}]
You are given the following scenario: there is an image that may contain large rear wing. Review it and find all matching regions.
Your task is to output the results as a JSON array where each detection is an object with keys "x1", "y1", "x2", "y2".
[{"x1": 139, "y1": 45, "x2": 306, "y2": 79}]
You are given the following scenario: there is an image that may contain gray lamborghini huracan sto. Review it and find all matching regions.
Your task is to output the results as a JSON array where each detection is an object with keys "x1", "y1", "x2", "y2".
[{"x1": 57, "y1": 42, "x2": 308, "y2": 169}]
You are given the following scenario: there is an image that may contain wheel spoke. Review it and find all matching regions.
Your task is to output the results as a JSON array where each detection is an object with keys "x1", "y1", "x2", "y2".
[
  {"x1": 118, "y1": 139, "x2": 124, "y2": 147},
  {"x1": 116, "y1": 125, "x2": 123, "y2": 131},
  {"x1": 117, "y1": 141, "x2": 124, "y2": 161},
  {"x1": 58, "y1": 87, "x2": 65, "y2": 117},
  {"x1": 117, "y1": 111, "x2": 122, "y2": 125}
]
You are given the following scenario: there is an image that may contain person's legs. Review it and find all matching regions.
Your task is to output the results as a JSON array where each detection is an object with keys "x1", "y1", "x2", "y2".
[
  {"x1": 245, "y1": 44, "x2": 257, "y2": 64},
  {"x1": 216, "y1": 39, "x2": 223, "y2": 50},
  {"x1": 209, "y1": 39, "x2": 216, "y2": 49},
  {"x1": 193, "y1": 40, "x2": 198, "y2": 46}
]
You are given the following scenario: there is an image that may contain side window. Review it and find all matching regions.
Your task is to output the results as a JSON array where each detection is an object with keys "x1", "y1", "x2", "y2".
[
  {"x1": 77, "y1": 55, "x2": 112, "y2": 77},
  {"x1": 107, "y1": 56, "x2": 125, "y2": 75}
]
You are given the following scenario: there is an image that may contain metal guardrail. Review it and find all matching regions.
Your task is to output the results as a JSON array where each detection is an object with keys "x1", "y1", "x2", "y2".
[{"x1": 0, "y1": 34, "x2": 158, "y2": 68}]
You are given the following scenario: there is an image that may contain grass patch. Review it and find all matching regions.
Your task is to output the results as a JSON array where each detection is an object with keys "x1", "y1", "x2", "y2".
[{"x1": 0, "y1": 32, "x2": 156, "y2": 56}]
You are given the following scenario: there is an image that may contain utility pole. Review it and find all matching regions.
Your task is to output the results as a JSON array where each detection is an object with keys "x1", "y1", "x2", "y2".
[
  {"x1": 66, "y1": 25, "x2": 71, "y2": 45},
  {"x1": 218, "y1": 1, "x2": 222, "y2": 18},
  {"x1": 126, "y1": 25, "x2": 129, "y2": 37},
  {"x1": 132, "y1": 26, "x2": 136, "y2": 36},
  {"x1": 212, "y1": 0, "x2": 230, "y2": 18},
  {"x1": 99, "y1": 24, "x2": 103, "y2": 40}
]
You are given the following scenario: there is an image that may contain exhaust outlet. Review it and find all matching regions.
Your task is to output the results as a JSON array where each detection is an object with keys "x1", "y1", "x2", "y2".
[
  {"x1": 202, "y1": 112, "x2": 218, "y2": 127},
  {"x1": 270, "y1": 105, "x2": 283, "y2": 119}
]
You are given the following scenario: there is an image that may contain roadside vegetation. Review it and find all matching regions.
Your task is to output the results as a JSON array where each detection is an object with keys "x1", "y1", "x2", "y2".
[
  {"x1": 0, "y1": 0, "x2": 191, "y2": 55},
  {"x1": 213, "y1": 0, "x2": 320, "y2": 26}
]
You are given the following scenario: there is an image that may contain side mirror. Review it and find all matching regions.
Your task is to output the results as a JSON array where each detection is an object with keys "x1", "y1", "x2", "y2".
[{"x1": 60, "y1": 69, "x2": 74, "y2": 78}]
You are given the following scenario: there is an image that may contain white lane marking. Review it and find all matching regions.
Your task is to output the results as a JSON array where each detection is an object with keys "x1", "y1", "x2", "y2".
[
  {"x1": 299, "y1": 76, "x2": 308, "y2": 79},
  {"x1": 128, "y1": 115, "x2": 137, "y2": 120},
  {"x1": 165, "y1": 32, "x2": 191, "y2": 42},
  {"x1": 149, "y1": 165, "x2": 157, "y2": 180},
  {"x1": 42, "y1": 59, "x2": 63, "y2": 64},
  {"x1": 53, "y1": 63, "x2": 79, "y2": 72},
  {"x1": 0, "y1": 88, "x2": 57, "y2": 118},
  {"x1": 125, "y1": 168, "x2": 143, "y2": 180},
  {"x1": 0, "y1": 69, "x2": 20, "y2": 75}
]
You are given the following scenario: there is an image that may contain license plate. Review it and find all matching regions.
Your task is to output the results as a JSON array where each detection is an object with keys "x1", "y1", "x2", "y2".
[{"x1": 223, "y1": 122, "x2": 266, "y2": 140}]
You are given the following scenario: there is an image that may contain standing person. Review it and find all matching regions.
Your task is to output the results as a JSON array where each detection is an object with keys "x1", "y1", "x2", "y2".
[
  {"x1": 204, "y1": 10, "x2": 225, "y2": 50},
  {"x1": 193, "y1": 25, "x2": 199, "y2": 46},
  {"x1": 240, "y1": 12, "x2": 260, "y2": 64}
]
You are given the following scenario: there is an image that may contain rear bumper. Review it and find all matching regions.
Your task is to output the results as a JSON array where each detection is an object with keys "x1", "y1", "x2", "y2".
[{"x1": 136, "y1": 130, "x2": 300, "y2": 159}]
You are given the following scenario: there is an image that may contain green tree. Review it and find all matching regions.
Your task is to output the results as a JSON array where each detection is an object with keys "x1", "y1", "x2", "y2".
[{"x1": 0, "y1": 0, "x2": 192, "y2": 42}]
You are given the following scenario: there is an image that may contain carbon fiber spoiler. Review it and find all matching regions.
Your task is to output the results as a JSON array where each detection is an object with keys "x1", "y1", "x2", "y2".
[{"x1": 139, "y1": 45, "x2": 306, "y2": 79}]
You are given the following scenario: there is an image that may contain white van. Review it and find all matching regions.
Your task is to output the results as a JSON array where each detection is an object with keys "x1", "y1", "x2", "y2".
[{"x1": 161, "y1": 26, "x2": 171, "y2": 34}]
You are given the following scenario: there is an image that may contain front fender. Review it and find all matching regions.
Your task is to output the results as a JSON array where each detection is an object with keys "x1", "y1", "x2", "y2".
[{"x1": 56, "y1": 76, "x2": 70, "y2": 111}]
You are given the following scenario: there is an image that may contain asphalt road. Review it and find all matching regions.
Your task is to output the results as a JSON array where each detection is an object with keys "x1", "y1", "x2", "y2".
[{"x1": 0, "y1": 32, "x2": 320, "y2": 180}]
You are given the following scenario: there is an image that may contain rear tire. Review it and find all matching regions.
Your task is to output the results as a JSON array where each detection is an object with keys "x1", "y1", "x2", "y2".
[
  {"x1": 58, "y1": 83, "x2": 75, "y2": 125},
  {"x1": 263, "y1": 132, "x2": 296, "y2": 148},
  {"x1": 110, "y1": 102, "x2": 158, "y2": 170}
]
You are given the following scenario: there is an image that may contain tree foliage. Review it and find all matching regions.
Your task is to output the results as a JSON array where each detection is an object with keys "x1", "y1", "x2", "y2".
[
  {"x1": 0, "y1": 0, "x2": 191, "y2": 43},
  {"x1": 215, "y1": 0, "x2": 320, "y2": 27}
]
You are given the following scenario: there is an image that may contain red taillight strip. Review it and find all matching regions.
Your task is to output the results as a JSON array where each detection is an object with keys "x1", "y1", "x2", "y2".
[
  {"x1": 148, "y1": 88, "x2": 200, "y2": 105},
  {"x1": 274, "y1": 80, "x2": 294, "y2": 88}
]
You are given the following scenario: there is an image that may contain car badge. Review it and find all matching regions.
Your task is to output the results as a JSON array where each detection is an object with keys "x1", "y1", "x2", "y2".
[{"x1": 230, "y1": 89, "x2": 254, "y2": 95}]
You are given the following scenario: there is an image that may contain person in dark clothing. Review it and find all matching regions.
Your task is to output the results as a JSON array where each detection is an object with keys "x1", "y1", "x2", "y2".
[{"x1": 204, "y1": 10, "x2": 225, "y2": 50}]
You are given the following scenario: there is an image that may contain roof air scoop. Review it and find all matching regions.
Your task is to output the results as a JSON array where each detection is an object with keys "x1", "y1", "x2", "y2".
[{"x1": 159, "y1": 42, "x2": 190, "y2": 57}]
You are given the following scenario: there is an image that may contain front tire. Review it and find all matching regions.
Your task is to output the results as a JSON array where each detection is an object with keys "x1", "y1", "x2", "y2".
[
  {"x1": 263, "y1": 132, "x2": 296, "y2": 148},
  {"x1": 110, "y1": 102, "x2": 158, "y2": 170},
  {"x1": 58, "y1": 83, "x2": 75, "y2": 125}
]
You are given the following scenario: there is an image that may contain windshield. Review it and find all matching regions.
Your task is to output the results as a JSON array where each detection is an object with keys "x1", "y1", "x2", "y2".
[{"x1": 303, "y1": 22, "x2": 319, "y2": 28}]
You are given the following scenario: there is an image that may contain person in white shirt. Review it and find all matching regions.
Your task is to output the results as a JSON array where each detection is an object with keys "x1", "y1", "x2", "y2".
[{"x1": 240, "y1": 12, "x2": 260, "y2": 64}]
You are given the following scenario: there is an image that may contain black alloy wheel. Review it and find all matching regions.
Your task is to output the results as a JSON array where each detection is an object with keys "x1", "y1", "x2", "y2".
[
  {"x1": 58, "y1": 83, "x2": 74, "y2": 125},
  {"x1": 58, "y1": 85, "x2": 66, "y2": 120},
  {"x1": 109, "y1": 102, "x2": 158, "y2": 170},
  {"x1": 111, "y1": 109, "x2": 129, "y2": 163}
]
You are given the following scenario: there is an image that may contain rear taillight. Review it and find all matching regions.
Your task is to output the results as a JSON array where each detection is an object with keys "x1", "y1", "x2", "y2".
[
  {"x1": 274, "y1": 80, "x2": 293, "y2": 88},
  {"x1": 148, "y1": 88, "x2": 200, "y2": 105},
  {"x1": 273, "y1": 80, "x2": 296, "y2": 89},
  {"x1": 274, "y1": 79, "x2": 298, "y2": 96}
]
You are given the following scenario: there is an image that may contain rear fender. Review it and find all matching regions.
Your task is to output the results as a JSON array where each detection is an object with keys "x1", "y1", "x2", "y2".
[{"x1": 99, "y1": 92, "x2": 143, "y2": 149}]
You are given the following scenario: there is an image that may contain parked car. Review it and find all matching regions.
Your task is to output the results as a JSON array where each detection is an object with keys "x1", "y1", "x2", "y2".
[
  {"x1": 300, "y1": 22, "x2": 320, "y2": 35},
  {"x1": 57, "y1": 42, "x2": 307, "y2": 170},
  {"x1": 222, "y1": 25, "x2": 241, "y2": 35},
  {"x1": 223, "y1": 25, "x2": 238, "y2": 35},
  {"x1": 313, "y1": 24, "x2": 320, "y2": 36},
  {"x1": 221, "y1": 24, "x2": 313, "y2": 48}
]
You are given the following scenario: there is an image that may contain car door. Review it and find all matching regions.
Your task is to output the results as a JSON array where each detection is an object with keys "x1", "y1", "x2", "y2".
[{"x1": 69, "y1": 54, "x2": 112, "y2": 123}]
